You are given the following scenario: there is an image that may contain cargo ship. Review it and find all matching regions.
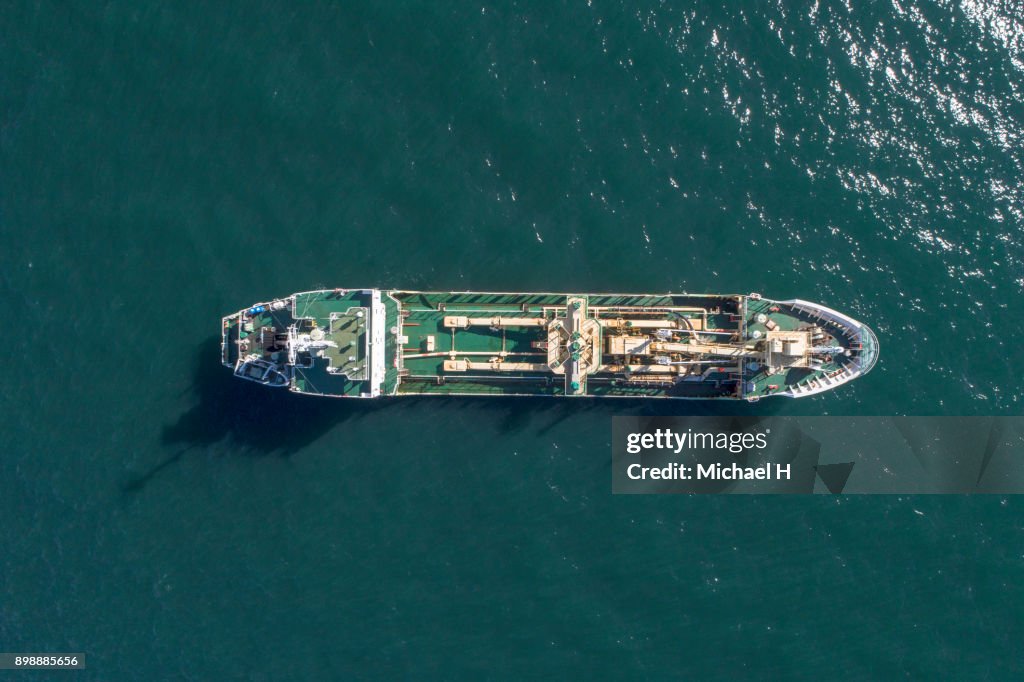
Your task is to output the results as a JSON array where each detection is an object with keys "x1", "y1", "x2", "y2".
[{"x1": 221, "y1": 290, "x2": 878, "y2": 400}]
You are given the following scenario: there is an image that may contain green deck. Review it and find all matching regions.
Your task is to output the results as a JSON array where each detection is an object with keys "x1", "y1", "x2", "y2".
[{"x1": 391, "y1": 292, "x2": 743, "y2": 398}]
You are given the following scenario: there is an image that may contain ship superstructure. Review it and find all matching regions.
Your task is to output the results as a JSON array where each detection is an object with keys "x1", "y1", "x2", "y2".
[{"x1": 221, "y1": 290, "x2": 878, "y2": 400}]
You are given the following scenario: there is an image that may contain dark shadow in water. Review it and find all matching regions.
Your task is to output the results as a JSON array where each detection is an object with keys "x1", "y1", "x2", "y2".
[
  {"x1": 124, "y1": 337, "x2": 785, "y2": 493},
  {"x1": 124, "y1": 336, "x2": 383, "y2": 493},
  {"x1": 122, "y1": 448, "x2": 189, "y2": 494},
  {"x1": 160, "y1": 337, "x2": 381, "y2": 454},
  {"x1": 368, "y1": 387, "x2": 785, "y2": 439}
]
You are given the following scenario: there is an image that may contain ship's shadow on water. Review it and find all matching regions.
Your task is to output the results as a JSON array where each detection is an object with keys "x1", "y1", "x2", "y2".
[
  {"x1": 160, "y1": 337, "x2": 380, "y2": 454},
  {"x1": 124, "y1": 337, "x2": 784, "y2": 493},
  {"x1": 412, "y1": 391, "x2": 783, "y2": 438},
  {"x1": 124, "y1": 336, "x2": 384, "y2": 493}
]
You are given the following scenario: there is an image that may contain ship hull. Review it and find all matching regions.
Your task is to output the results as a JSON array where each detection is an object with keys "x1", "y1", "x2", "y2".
[{"x1": 222, "y1": 290, "x2": 878, "y2": 400}]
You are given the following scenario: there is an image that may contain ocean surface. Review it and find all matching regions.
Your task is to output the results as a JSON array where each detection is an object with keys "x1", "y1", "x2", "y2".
[{"x1": 3, "y1": 1, "x2": 1024, "y2": 678}]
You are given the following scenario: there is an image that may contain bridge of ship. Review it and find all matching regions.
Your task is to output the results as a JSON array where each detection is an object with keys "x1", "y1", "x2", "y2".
[{"x1": 223, "y1": 290, "x2": 382, "y2": 397}]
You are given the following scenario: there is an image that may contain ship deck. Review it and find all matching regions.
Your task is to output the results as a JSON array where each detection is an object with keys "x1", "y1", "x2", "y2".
[
  {"x1": 222, "y1": 289, "x2": 876, "y2": 400},
  {"x1": 392, "y1": 292, "x2": 745, "y2": 398}
]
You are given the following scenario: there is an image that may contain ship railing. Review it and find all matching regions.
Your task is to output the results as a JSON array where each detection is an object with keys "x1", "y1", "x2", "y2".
[
  {"x1": 855, "y1": 322, "x2": 880, "y2": 374},
  {"x1": 780, "y1": 298, "x2": 879, "y2": 376},
  {"x1": 221, "y1": 317, "x2": 231, "y2": 365}
]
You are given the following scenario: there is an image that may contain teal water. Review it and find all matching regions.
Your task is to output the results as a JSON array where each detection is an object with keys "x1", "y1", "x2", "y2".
[{"x1": 3, "y1": 1, "x2": 1024, "y2": 678}]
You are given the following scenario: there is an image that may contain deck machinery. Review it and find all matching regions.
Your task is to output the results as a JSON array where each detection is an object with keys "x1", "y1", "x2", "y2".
[{"x1": 222, "y1": 290, "x2": 878, "y2": 400}]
